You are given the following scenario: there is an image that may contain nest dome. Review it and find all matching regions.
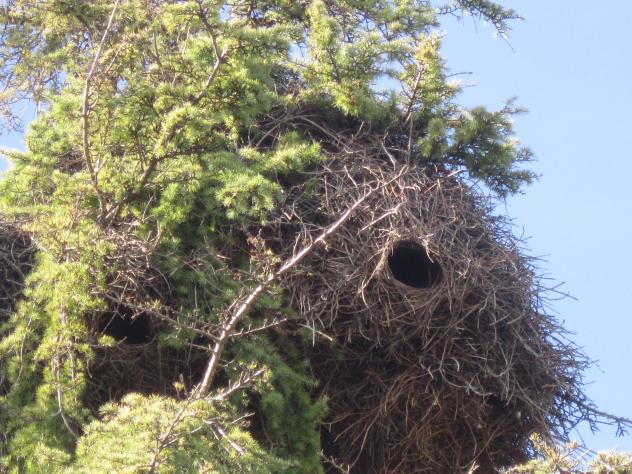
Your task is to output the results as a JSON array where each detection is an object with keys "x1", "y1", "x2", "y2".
[{"x1": 267, "y1": 150, "x2": 586, "y2": 473}]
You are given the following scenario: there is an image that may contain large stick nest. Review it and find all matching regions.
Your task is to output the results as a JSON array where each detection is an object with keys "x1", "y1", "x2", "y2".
[
  {"x1": 264, "y1": 125, "x2": 593, "y2": 473},
  {"x1": 0, "y1": 111, "x2": 604, "y2": 471}
]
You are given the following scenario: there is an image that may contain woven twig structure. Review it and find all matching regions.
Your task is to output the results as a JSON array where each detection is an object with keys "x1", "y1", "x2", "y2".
[
  {"x1": 265, "y1": 130, "x2": 592, "y2": 473},
  {"x1": 0, "y1": 221, "x2": 34, "y2": 323}
]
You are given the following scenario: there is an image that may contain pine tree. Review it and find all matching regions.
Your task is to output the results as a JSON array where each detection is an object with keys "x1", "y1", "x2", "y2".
[
  {"x1": 0, "y1": 1, "x2": 605, "y2": 473},
  {"x1": 507, "y1": 435, "x2": 632, "y2": 474}
]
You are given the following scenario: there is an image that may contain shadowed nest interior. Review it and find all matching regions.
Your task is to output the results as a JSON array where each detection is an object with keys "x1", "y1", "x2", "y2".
[
  {"x1": 0, "y1": 221, "x2": 35, "y2": 397},
  {"x1": 0, "y1": 221, "x2": 34, "y2": 324},
  {"x1": 83, "y1": 228, "x2": 209, "y2": 409},
  {"x1": 0, "y1": 216, "x2": 197, "y2": 407},
  {"x1": 264, "y1": 127, "x2": 594, "y2": 473}
]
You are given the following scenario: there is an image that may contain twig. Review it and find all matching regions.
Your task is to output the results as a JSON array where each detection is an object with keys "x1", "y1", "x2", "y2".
[
  {"x1": 53, "y1": 355, "x2": 79, "y2": 440},
  {"x1": 211, "y1": 367, "x2": 266, "y2": 401},
  {"x1": 105, "y1": 43, "x2": 229, "y2": 223},
  {"x1": 81, "y1": 0, "x2": 121, "y2": 219},
  {"x1": 147, "y1": 396, "x2": 196, "y2": 472}
]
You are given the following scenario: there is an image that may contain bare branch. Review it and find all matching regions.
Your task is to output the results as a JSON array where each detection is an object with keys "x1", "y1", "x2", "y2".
[
  {"x1": 105, "y1": 44, "x2": 229, "y2": 223},
  {"x1": 211, "y1": 367, "x2": 266, "y2": 402},
  {"x1": 193, "y1": 182, "x2": 387, "y2": 396},
  {"x1": 82, "y1": 0, "x2": 121, "y2": 218},
  {"x1": 147, "y1": 397, "x2": 195, "y2": 473},
  {"x1": 229, "y1": 317, "x2": 288, "y2": 339},
  {"x1": 193, "y1": 163, "x2": 409, "y2": 397},
  {"x1": 53, "y1": 355, "x2": 79, "y2": 440}
]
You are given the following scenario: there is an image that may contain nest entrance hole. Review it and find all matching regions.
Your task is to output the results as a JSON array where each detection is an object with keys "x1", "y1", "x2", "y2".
[
  {"x1": 388, "y1": 240, "x2": 441, "y2": 289},
  {"x1": 99, "y1": 312, "x2": 153, "y2": 344}
]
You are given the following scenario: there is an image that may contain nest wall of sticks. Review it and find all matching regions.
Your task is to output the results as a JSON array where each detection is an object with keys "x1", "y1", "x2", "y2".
[
  {"x1": 0, "y1": 222, "x2": 35, "y2": 398},
  {"x1": 265, "y1": 133, "x2": 590, "y2": 473},
  {"x1": 0, "y1": 222, "x2": 34, "y2": 325}
]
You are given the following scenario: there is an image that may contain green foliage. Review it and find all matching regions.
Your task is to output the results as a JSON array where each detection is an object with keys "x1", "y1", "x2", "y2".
[
  {"x1": 448, "y1": 101, "x2": 535, "y2": 196},
  {"x1": 0, "y1": 0, "x2": 539, "y2": 471},
  {"x1": 507, "y1": 434, "x2": 632, "y2": 474},
  {"x1": 238, "y1": 336, "x2": 327, "y2": 473},
  {"x1": 69, "y1": 393, "x2": 290, "y2": 473},
  {"x1": 0, "y1": 254, "x2": 104, "y2": 470}
]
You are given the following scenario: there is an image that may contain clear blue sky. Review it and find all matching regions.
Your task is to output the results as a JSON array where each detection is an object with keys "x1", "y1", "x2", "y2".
[
  {"x1": 440, "y1": 1, "x2": 632, "y2": 452},
  {"x1": 1, "y1": 0, "x2": 630, "y2": 454}
]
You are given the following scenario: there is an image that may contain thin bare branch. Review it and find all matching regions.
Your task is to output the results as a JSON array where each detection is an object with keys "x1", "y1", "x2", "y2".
[
  {"x1": 193, "y1": 173, "x2": 402, "y2": 396},
  {"x1": 82, "y1": 0, "x2": 121, "y2": 219}
]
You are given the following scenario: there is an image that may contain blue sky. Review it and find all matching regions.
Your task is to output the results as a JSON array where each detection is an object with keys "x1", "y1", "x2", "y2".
[
  {"x1": 1, "y1": 0, "x2": 631, "y2": 454},
  {"x1": 440, "y1": 1, "x2": 632, "y2": 451}
]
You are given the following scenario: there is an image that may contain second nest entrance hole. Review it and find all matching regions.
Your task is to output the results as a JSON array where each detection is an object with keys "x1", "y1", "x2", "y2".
[
  {"x1": 99, "y1": 311, "x2": 153, "y2": 344},
  {"x1": 388, "y1": 240, "x2": 441, "y2": 289}
]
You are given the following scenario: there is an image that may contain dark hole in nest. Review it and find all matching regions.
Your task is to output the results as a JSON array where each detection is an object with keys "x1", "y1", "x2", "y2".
[
  {"x1": 388, "y1": 240, "x2": 441, "y2": 289},
  {"x1": 485, "y1": 394, "x2": 505, "y2": 411},
  {"x1": 99, "y1": 312, "x2": 153, "y2": 344}
]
